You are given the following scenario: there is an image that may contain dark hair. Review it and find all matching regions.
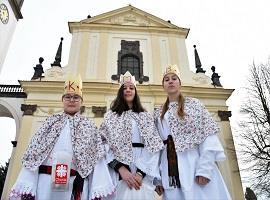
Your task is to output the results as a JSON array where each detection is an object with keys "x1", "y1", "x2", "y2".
[{"x1": 110, "y1": 85, "x2": 145, "y2": 115}]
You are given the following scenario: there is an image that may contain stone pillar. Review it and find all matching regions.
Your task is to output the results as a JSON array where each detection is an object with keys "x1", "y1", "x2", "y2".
[
  {"x1": 92, "y1": 106, "x2": 107, "y2": 127},
  {"x1": 218, "y1": 110, "x2": 244, "y2": 200},
  {"x1": 2, "y1": 104, "x2": 37, "y2": 199}
]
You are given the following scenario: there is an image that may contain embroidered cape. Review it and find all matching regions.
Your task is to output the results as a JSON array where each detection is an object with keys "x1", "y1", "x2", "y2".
[
  {"x1": 22, "y1": 112, "x2": 105, "y2": 178},
  {"x1": 100, "y1": 110, "x2": 164, "y2": 165},
  {"x1": 154, "y1": 97, "x2": 220, "y2": 152}
]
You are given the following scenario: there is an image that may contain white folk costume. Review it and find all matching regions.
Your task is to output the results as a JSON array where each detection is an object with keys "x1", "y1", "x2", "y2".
[
  {"x1": 99, "y1": 71, "x2": 164, "y2": 200},
  {"x1": 100, "y1": 110, "x2": 164, "y2": 200},
  {"x1": 10, "y1": 75, "x2": 115, "y2": 200},
  {"x1": 154, "y1": 65, "x2": 231, "y2": 200}
]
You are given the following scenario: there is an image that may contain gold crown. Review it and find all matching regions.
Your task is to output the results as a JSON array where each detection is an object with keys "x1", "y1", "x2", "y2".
[
  {"x1": 119, "y1": 71, "x2": 136, "y2": 87},
  {"x1": 163, "y1": 64, "x2": 180, "y2": 79},
  {"x1": 64, "y1": 74, "x2": 83, "y2": 97}
]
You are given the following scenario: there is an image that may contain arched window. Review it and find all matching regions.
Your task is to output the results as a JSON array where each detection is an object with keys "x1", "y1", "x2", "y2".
[
  {"x1": 112, "y1": 40, "x2": 149, "y2": 83},
  {"x1": 120, "y1": 55, "x2": 140, "y2": 80}
]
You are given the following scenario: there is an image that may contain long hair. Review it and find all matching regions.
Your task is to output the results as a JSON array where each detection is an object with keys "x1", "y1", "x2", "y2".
[
  {"x1": 110, "y1": 85, "x2": 145, "y2": 115},
  {"x1": 160, "y1": 93, "x2": 185, "y2": 120},
  {"x1": 160, "y1": 76, "x2": 185, "y2": 120}
]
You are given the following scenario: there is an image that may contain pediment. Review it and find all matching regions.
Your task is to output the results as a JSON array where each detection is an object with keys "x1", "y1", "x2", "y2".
[{"x1": 80, "y1": 5, "x2": 183, "y2": 29}]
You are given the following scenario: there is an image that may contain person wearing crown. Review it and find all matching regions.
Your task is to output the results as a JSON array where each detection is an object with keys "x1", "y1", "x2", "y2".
[
  {"x1": 99, "y1": 71, "x2": 164, "y2": 200},
  {"x1": 154, "y1": 65, "x2": 231, "y2": 200},
  {"x1": 10, "y1": 75, "x2": 115, "y2": 200}
]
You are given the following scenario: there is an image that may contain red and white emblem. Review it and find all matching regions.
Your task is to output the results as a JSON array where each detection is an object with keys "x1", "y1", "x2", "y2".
[{"x1": 55, "y1": 164, "x2": 68, "y2": 184}]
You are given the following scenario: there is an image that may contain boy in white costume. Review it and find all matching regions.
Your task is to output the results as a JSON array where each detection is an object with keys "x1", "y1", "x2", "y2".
[
  {"x1": 10, "y1": 75, "x2": 115, "y2": 200},
  {"x1": 154, "y1": 65, "x2": 231, "y2": 200},
  {"x1": 99, "y1": 71, "x2": 164, "y2": 200}
]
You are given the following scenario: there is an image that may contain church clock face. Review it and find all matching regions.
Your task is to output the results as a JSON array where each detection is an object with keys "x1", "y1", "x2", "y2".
[{"x1": 0, "y1": 3, "x2": 9, "y2": 24}]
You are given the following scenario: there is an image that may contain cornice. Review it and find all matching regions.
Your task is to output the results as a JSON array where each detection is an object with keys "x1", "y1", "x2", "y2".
[
  {"x1": 19, "y1": 81, "x2": 234, "y2": 101},
  {"x1": 19, "y1": 80, "x2": 64, "y2": 93},
  {"x1": 68, "y1": 22, "x2": 189, "y2": 37},
  {"x1": 138, "y1": 84, "x2": 234, "y2": 100}
]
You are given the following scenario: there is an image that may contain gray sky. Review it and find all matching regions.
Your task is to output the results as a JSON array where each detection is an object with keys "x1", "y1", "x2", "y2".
[
  {"x1": 1, "y1": 0, "x2": 270, "y2": 189},
  {"x1": 2, "y1": 0, "x2": 270, "y2": 86}
]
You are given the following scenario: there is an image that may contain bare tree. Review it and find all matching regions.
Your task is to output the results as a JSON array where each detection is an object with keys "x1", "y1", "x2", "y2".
[
  {"x1": 0, "y1": 161, "x2": 9, "y2": 197},
  {"x1": 238, "y1": 62, "x2": 270, "y2": 198}
]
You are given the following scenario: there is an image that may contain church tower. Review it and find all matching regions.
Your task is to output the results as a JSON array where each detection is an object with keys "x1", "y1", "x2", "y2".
[
  {"x1": 2, "y1": 5, "x2": 244, "y2": 199},
  {"x1": 0, "y1": 0, "x2": 23, "y2": 73}
]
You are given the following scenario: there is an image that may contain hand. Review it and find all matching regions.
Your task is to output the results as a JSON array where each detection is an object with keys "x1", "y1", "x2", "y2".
[
  {"x1": 155, "y1": 185, "x2": 164, "y2": 196},
  {"x1": 118, "y1": 166, "x2": 140, "y2": 190},
  {"x1": 133, "y1": 173, "x2": 143, "y2": 187},
  {"x1": 195, "y1": 176, "x2": 210, "y2": 185}
]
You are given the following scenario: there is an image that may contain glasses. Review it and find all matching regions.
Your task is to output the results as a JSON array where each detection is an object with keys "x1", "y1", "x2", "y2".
[{"x1": 63, "y1": 95, "x2": 81, "y2": 102}]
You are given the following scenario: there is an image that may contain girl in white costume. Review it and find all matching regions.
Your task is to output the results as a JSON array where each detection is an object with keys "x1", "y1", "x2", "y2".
[
  {"x1": 10, "y1": 75, "x2": 115, "y2": 200},
  {"x1": 100, "y1": 71, "x2": 164, "y2": 200},
  {"x1": 154, "y1": 65, "x2": 231, "y2": 200}
]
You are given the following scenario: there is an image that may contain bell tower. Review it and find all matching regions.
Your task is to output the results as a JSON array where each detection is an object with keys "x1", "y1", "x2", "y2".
[{"x1": 0, "y1": 0, "x2": 23, "y2": 74}]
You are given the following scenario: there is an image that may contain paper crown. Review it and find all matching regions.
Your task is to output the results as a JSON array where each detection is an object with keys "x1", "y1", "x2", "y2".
[
  {"x1": 63, "y1": 74, "x2": 83, "y2": 97},
  {"x1": 163, "y1": 64, "x2": 181, "y2": 79},
  {"x1": 119, "y1": 71, "x2": 136, "y2": 87}
]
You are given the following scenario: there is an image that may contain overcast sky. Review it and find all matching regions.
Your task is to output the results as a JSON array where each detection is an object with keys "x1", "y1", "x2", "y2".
[{"x1": 1, "y1": 0, "x2": 270, "y2": 190}]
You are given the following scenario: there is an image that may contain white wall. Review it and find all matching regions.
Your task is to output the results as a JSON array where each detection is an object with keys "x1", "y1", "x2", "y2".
[{"x1": 0, "y1": 0, "x2": 18, "y2": 74}]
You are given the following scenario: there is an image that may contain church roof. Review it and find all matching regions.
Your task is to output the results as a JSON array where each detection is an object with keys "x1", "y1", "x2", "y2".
[{"x1": 68, "y1": 5, "x2": 189, "y2": 37}]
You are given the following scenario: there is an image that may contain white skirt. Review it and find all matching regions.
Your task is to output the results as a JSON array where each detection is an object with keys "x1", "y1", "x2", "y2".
[{"x1": 115, "y1": 179, "x2": 155, "y2": 200}]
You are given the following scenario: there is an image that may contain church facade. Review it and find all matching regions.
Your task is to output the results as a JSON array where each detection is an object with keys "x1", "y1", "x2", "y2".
[{"x1": 1, "y1": 5, "x2": 244, "y2": 199}]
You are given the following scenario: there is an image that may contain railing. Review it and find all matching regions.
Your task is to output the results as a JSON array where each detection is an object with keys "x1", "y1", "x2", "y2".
[{"x1": 0, "y1": 85, "x2": 26, "y2": 98}]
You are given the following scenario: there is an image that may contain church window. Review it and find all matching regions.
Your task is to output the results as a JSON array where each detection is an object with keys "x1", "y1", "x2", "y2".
[{"x1": 112, "y1": 40, "x2": 149, "y2": 83}]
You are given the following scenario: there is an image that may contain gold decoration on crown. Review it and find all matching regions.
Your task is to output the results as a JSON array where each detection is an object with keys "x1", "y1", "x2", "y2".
[
  {"x1": 163, "y1": 64, "x2": 181, "y2": 79},
  {"x1": 63, "y1": 74, "x2": 83, "y2": 97},
  {"x1": 119, "y1": 71, "x2": 136, "y2": 87}
]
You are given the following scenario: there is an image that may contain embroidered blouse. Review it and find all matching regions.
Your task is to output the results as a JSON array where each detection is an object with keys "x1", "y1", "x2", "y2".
[
  {"x1": 22, "y1": 112, "x2": 105, "y2": 178},
  {"x1": 100, "y1": 110, "x2": 164, "y2": 165},
  {"x1": 154, "y1": 97, "x2": 220, "y2": 152}
]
